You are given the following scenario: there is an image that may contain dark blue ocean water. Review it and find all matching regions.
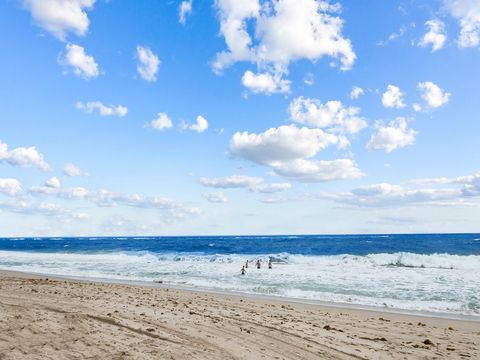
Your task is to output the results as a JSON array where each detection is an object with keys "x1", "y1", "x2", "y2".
[{"x1": 0, "y1": 233, "x2": 479, "y2": 255}]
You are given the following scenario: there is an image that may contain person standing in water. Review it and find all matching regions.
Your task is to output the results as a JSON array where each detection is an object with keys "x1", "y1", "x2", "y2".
[
  {"x1": 245, "y1": 260, "x2": 249, "y2": 269},
  {"x1": 268, "y1": 259, "x2": 272, "y2": 269},
  {"x1": 241, "y1": 265, "x2": 246, "y2": 275},
  {"x1": 256, "y1": 260, "x2": 261, "y2": 269}
]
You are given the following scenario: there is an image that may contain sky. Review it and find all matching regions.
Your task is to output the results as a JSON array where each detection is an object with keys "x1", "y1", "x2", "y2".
[{"x1": 0, "y1": 0, "x2": 479, "y2": 236}]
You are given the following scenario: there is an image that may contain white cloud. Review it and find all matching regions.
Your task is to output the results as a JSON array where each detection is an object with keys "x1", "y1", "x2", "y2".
[
  {"x1": 22, "y1": 0, "x2": 95, "y2": 40},
  {"x1": 0, "y1": 199, "x2": 87, "y2": 219},
  {"x1": 148, "y1": 112, "x2": 173, "y2": 131},
  {"x1": 337, "y1": 135, "x2": 351, "y2": 150},
  {"x1": 63, "y1": 163, "x2": 88, "y2": 177},
  {"x1": 409, "y1": 172, "x2": 480, "y2": 190},
  {"x1": 59, "y1": 187, "x2": 89, "y2": 199},
  {"x1": 229, "y1": 125, "x2": 362, "y2": 182},
  {"x1": 318, "y1": 182, "x2": 463, "y2": 207},
  {"x1": 445, "y1": 0, "x2": 480, "y2": 47},
  {"x1": 317, "y1": 172, "x2": 480, "y2": 208},
  {"x1": 253, "y1": 182, "x2": 292, "y2": 193},
  {"x1": 0, "y1": 179, "x2": 23, "y2": 196},
  {"x1": 418, "y1": 19, "x2": 447, "y2": 52},
  {"x1": 95, "y1": 190, "x2": 200, "y2": 220},
  {"x1": 179, "y1": 0, "x2": 192, "y2": 25},
  {"x1": 45, "y1": 177, "x2": 61, "y2": 189},
  {"x1": 199, "y1": 175, "x2": 263, "y2": 189},
  {"x1": 366, "y1": 118, "x2": 417, "y2": 153},
  {"x1": 30, "y1": 181, "x2": 90, "y2": 199},
  {"x1": 212, "y1": 0, "x2": 259, "y2": 70},
  {"x1": 272, "y1": 158, "x2": 364, "y2": 182},
  {"x1": 382, "y1": 85, "x2": 405, "y2": 108},
  {"x1": 203, "y1": 192, "x2": 228, "y2": 203},
  {"x1": 185, "y1": 115, "x2": 209, "y2": 133},
  {"x1": 199, "y1": 175, "x2": 291, "y2": 193},
  {"x1": 241, "y1": 70, "x2": 291, "y2": 94},
  {"x1": 289, "y1": 97, "x2": 367, "y2": 135},
  {"x1": 30, "y1": 184, "x2": 90, "y2": 199},
  {"x1": 303, "y1": 72, "x2": 314, "y2": 86},
  {"x1": 213, "y1": 0, "x2": 355, "y2": 93},
  {"x1": 60, "y1": 44, "x2": 99, "y2": 79},
  {"x1": 377, "y1": 26, "x2": 407, "y2": 46},
  {"x1": 417, "y1": 81, "x2": 450, "y2": 109},
  {"x1": 76, "y1": 101, "x2": 128, "y2": 117},
  {"x1": 350, "y1": 86, "x2": 364, "y2": 100},
  {"x1": 230, "y1": 125, "x2": 338, "y2": 165},
  {"x1": 136, "y1": 46, "x2": 160, "y2": 82},
  {"x1": 0, "y1": 140, "x2": 49, "y2": 171}
]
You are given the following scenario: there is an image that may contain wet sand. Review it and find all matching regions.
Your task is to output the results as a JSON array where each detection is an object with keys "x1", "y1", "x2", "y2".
[{"x1": 0, "y1": 271, "x2": 479, "y2": 359}]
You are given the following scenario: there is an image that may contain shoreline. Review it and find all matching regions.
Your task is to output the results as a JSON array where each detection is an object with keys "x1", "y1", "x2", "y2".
[
  {"x1": 1, "y1": 268, "x2": 479, "y2": 322},
  {"x1": 1, "y1": 270, "x2": 479, "y2": 359}
]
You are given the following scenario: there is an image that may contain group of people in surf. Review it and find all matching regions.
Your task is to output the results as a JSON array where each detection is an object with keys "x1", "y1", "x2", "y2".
[{"x1": 241, "y1": 259, "x2": 272, "y2": 275}]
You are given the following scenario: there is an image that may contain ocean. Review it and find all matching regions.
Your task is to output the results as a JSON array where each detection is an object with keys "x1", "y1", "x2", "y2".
[{"x1": 0, "y1": 233, "x2": 479, "y2": 317}]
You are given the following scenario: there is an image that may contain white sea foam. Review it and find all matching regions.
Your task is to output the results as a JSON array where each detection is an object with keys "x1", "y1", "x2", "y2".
[{"x1": 0, "y1": 250, "x2": 479, "y2": 316}]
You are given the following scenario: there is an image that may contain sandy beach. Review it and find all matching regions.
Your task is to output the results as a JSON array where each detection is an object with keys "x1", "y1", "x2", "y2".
[{"x1": 0, "y1": 271, "x2": 478, "y2": 359}]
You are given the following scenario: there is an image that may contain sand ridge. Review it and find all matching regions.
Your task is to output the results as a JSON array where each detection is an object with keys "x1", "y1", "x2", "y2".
[{"x1": 0, "y1": 272, "x2": 479, "y2": 359}]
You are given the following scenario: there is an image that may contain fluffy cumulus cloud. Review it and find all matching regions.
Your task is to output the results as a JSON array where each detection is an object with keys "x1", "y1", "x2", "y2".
[
  {"x1": 63, "y1": 163, "x2": 88, "y2": 177},
  {"x1": 60, "y1": 44, "x2": 99, "y2": 79},
  {"x1": 0, "y1": 178, "x2": 23, "y2": 196},
  {"x1": 366, "y1": 118, "x2": 417, "y2": 153},
  {"x1": 230, "y1": 125, "x2": 337, "y2": 165},
  {"x1": 179, "y1": 0, "x2": 192, "y2": 25},
  {"x1": 350, "y1": 86, "x2": 364, "y2": 100},
  {"x1": 203, "y1": 192, "x2": 228, "y2": 203},
  {"x1": 418, "y1": 19, "x2": 447, "y2": 52},
  {"x1": 199, "y1": 175, "x2": 291, "y2": 193},
  {"x1": 289, "y1": 97, "x2": 367, "y2": 135},
  {"x1": 213, "y1": 0, "x2": 355, "y2": 94},
  {"x1": 0, "y1": 140, "x2": 49, "y2": 171},
  {"x1": 229, "y1": 125, "x2": 362, "y2": 182},
  {"x1": 136, "y1": 46, "x2": 160, "y2": 82},
  {"x1": 148, "y1": 112, "x2": 173, "y2": 131},
  {"x1": 76, "y1": 101, "x2": 128, "y2": 117},
  {"x1": 382, "y1": 85, "x2": 405, "y2": 108},
  {"x1": 183, "y1": 115, "x2": 209, "y2": 133},
  {"x1": 417, "y1": 81, "x2": 451, "y2": 109},
  {"x1": 45, "y1": 176, "x2": 61, "y2": 189},
  {"x1": 445, "y1": 0, "x2": 480, "y2": 47},
  {"x1": 241, "y1": 70, "x2": 291, "y2": 94},
  {"x1": 22, "y1": 0, "x2": 95, "y2": 40}
]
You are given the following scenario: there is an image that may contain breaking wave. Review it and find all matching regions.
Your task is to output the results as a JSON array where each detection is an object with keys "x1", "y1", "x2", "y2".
[{"x1": 0, "y1": 250, "x2": 479, "y2": 316}]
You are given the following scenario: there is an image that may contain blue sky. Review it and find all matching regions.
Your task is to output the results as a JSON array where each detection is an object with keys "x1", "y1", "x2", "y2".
[{"x1": 0, "y1": 0, "x2": 479, "y2": 236}]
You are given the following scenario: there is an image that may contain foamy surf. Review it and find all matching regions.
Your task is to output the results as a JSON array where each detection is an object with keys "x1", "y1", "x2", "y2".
[{"x1": 0, "y1": 250, "x2": 478, "y2": 316}]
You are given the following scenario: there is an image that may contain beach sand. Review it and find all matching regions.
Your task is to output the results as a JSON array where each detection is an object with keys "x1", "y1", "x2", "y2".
[{"x1": 0, "y1": 271, "x2": 478, "y2": 359}]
